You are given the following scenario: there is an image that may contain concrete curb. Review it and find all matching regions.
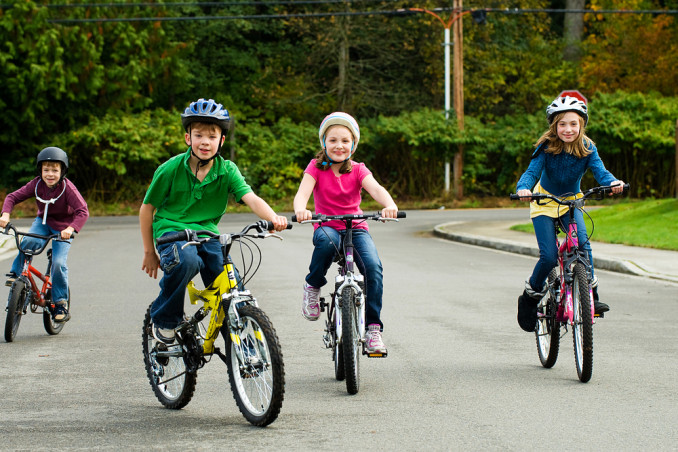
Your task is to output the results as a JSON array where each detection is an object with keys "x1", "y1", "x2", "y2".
[{"x1": 433, "y1": 223, "x2": 678, "y2": 283}]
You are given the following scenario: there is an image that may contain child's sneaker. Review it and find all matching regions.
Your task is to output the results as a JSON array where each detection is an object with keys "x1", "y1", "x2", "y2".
[
  {"x1": 153, "y1": 325, "x2": 176, "y2": 344},
  {"x1": 52, "y1": 301, "x2": 71, "y2": 323},
  {"x1": 364, "y1": 324, "x2": 387, "y2": 354},
  {"x1": 5, "y1": 272, "x2": 17, "y2": 287},
  {"x1": 301, "y1": 283, "x2": 320, "y2": 321}
]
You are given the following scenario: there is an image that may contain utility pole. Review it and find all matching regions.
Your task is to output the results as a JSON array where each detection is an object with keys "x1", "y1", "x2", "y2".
[
  {"x1": 407, "y1": 4, "x2": 471, "y2": 198},
  {"x1": 452, "y1": 0, "x2": 464, "y2": 200}
]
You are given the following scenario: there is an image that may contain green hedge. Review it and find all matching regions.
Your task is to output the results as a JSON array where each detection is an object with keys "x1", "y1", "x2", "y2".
[{"x1": 41, "y1": 91, "x2": 678, "y2": 203}]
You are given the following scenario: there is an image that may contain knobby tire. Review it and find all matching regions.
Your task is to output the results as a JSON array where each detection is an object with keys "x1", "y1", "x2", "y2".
[
  {"x1": 341, "y1": 287, "x2": 360, "y2": 395},
  {"x1": 572, "y1": 263, "x2": 593, "y2": 382},
  {"x1": 43, "y1": 287, "x2": 70, "y2": 335},
  {"x1": 536, "y1": 269, "x2": 560, "y2": 368},
  {"x1": 225, "y1": 304, "x2": 285, "y2": 427},
  {"x1": 333, "y1": 301, "x2": 345, "y2": 381},
  {"x1": 142, "y1": 304, "x2": 196, "y2": 409},
  {"x1": 5, "y1": 280, "x2": 27, "y2": 342}
]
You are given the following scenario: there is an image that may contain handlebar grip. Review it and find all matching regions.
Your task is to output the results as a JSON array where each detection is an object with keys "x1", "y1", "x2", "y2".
[
  {"x1": 156, "y1": 230, "x2": 190, "y2": 245},
  {"x1": 509, "y1": 194, "x2": 521, "y2": 200},
  {"x1": 262, "y1": 221, "x2": 293, "y2": 231},
  {"x1": 291, "y1": 215, "x2": 298, "y2": 223},
  {"x1": 397, "y1": 211, "x2": 407, "y2": 219}
]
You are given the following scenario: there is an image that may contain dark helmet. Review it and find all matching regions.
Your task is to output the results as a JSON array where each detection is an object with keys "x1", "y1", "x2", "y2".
[
  {"x1": 546, "y1": 96, "x2": 589, "y2": 126},
  {"x1": 37, "y1": 147, "x2": 69, "y2": 177},
  {"x1": 180, "y1": 98, "x2": 231, "y2": 133}
]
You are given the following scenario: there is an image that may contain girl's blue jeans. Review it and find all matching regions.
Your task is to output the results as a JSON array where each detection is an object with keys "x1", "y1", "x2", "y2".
[
  {"x1": 529, "y1": 211, "x2": 594, "y2": 292},
  {"x1": 306, "y1": 227, "x2": 385, "y2": 329},
  {"x1": 10, "y1": 217, "x2": 72, "y2": 303},
  {"x1": 151, "y1": 236, "x2": 224, "y2": 329}
]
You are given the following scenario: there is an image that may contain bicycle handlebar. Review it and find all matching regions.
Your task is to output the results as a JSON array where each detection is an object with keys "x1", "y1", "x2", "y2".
[
  {"x1": 1, "y1": 222, "x2": 74, "y2": 256},
  {"x1": 155, "y1": 220, "x2": 292, "y2": 246},
  {"x1": 291, "y1": 211, "x2": 407, "y2": 223},
  {"x1": 509, "y1": 184, "x2": 630, "y2": 204}
]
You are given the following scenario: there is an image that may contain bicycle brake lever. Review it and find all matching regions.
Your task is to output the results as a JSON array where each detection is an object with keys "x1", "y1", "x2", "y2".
[
  {"x1": 181, "y1": 240, "x2": 202, "y2": 249},
  {"x1": 264, "y1": 232, "x2": 283, "y2": 241}
]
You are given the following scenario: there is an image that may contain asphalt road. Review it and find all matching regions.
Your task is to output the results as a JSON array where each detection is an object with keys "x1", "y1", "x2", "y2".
[{"x1": 0, "y1": 210, "x2": 676, "y2": 451}]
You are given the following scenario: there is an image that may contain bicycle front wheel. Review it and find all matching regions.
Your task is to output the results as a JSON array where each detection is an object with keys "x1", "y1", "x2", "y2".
[
  {"x1": 5, "y1": 280, "x2": 28, "y2": 342},
  {"x1": 536, "y1": 269, "x2": 561, "y2": 368},
  {"x1": 341, "y1": 287, "x2": 360, "y2": 395},
  {"x1": 333, "y1": 301, "x2": 345, "y2": 381},
  {"x1": 572, "y1": 263, "x2": 593, "y2": 382},
  {"x1": 43, "y1": 288, "x2": 70, "y2": 335},
  {"x1": 142, "y1": 304, "x2": 196, "y2": 409},
  {"x1": 225, "y1": 305, "x2": 285, "y2": 427}
]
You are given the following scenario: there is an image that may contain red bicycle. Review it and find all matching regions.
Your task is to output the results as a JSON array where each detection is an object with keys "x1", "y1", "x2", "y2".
[{"x1": 3, "y1": 223, "x2": 71, "y2": 342}]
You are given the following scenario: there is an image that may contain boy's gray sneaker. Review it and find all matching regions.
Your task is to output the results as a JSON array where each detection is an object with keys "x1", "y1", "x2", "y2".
[
  {"x1": 153, "y1": 325, "x2": 176, "y2": 344},
  {"x1": 5, "y1": 272, "x2": 17, "y2": 287}
]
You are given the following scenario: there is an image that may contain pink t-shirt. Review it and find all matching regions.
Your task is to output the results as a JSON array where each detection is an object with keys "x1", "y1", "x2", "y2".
[{"x1": 304, "y1": 159, "x2": 372, "y2": 231}]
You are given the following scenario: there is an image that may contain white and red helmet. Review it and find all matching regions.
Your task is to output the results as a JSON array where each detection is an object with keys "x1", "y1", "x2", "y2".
[{"x1": 546, "y1": 96, "x2": 589, "y2": 126}]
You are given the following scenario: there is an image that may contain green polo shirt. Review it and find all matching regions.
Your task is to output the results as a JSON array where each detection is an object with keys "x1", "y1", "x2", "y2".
[{"x1": 143, "y1": 149, "x2": 253, "y2": 240}]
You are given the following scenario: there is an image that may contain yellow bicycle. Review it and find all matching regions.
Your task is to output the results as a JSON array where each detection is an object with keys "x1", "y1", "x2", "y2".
[{"x1": 142, "y1": 220, "x2": 288, "y2": 426}]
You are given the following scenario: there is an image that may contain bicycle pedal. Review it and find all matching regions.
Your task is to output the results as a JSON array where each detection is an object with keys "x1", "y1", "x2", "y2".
[
  {"x1": 594, "y1": 312, "x2": 604, "y2": 318},
  {"x1": 365, "y1": 352, "x2": 388, "y2": 358}
]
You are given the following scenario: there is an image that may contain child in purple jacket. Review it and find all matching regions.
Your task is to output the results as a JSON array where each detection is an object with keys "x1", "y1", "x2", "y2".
[{"x1": 0, "y1": 147, "x2": 89, "y2": 322}]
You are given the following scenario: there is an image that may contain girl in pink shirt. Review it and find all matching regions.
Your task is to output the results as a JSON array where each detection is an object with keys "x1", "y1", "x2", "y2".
[{"x1": 293, "y1": 112, "x2": 398, "y2": 355}]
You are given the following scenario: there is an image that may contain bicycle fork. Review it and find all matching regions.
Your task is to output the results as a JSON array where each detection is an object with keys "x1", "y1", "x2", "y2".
[{"x1": 332, "y1": 272, "x2": 366, "y2": 348}]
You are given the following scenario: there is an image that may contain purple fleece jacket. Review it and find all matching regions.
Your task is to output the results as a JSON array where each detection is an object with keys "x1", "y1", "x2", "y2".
[{"x1": 2, "y1": 177, "x2": 89, "y2": 232}]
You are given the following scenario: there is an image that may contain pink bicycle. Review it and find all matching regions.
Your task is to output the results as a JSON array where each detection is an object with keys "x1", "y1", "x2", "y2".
[{"x1": 510, "y1": 184, "x2": 629, "y2": 382}]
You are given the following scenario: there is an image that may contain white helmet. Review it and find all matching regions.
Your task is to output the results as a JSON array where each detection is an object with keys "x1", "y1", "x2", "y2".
[
  {"x1": 318, "y1": 112, "x2": 360, "y2": 152},
  {"x1": 546, "y1": 96, "x2": 588, "y2": 126}
]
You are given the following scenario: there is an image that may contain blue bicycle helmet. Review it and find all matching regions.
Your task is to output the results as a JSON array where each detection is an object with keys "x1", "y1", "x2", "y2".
[{"x1": 180, "y1": 98, "x2": 231, "y2": 132}]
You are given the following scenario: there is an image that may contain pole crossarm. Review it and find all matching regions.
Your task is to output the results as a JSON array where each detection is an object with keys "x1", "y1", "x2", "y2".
[{"x1": 408, "y1": 7, "x2": 471, "y2": 28}]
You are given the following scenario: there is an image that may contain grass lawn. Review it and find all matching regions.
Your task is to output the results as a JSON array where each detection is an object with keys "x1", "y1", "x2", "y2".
[{"x1": 510, "y1": 199, "x2": 678, "y2": 251}]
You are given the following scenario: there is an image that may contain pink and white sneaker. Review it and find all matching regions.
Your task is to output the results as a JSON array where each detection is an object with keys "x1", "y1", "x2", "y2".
[
  {"x1": 302, "y1": 283, "x2": 320, "y2": 321},
  {"x1": 364, "y1": 324, "x2": 387, "y2": 355}
]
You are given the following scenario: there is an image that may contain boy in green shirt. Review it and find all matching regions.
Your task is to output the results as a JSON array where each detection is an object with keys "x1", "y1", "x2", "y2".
[{"x1": 140, "y1": 98, "x2": 287, "y2": 343}]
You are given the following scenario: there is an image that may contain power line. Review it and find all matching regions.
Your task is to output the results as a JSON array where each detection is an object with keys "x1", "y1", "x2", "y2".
[
  {"x1": 4, "y1": 0, "x2": 396, "y2": 9},
  {"x1": 44, "y1": 7, "x2": 678, "y2": 23}
]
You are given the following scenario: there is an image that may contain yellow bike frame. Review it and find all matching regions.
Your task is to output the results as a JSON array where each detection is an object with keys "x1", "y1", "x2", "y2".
[{"x1": 186, "y1": 262, "x2": 239, "y2": 354}]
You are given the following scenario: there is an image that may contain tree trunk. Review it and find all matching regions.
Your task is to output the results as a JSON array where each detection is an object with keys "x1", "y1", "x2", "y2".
[{"x1": 563, "y1": 0, "x2": 585, "y2": 62}]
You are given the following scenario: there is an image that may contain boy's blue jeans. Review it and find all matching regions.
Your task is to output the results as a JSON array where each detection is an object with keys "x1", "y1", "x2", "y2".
[
  {"x1": 151, "y1": 236, "x2": 224, "y2": 329},
  {"x1": 10, "y1": 217, "x2": 72, "y2": 303},
  {"x1": 529, "y1": 211, "x2": 594, "y2": 292},
  {"x1": 306, "y1": 227, "x2": 384, "y2": 329}
]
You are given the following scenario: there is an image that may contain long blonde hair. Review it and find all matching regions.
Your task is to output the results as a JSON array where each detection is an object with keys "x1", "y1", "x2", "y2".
[{"x1": 535, "y1": 112, "x2": 593, "y2": 158}]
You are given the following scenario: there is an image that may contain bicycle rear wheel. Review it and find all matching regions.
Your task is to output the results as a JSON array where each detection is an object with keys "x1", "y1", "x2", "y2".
[
  {"x1": 225, "y1": 304, "x2": 285, "y2": 427},
  {"x1": 572, "y1": 263, "x2": 593, "y2": 382},
  {"x1": 142, "y1": 304, "x2": 196, "y2": 409},
  {"x1": 43, "y1": 288, "x2": 70, "y2": 335},
  {"x1": 341, "y1": 287, "x2": 360, "y2": 395},
  {"x1": 5, "y1": 280, "x2": 28, "y2": 342},
  {"x1": 536, "y1": 269, "x2": 560, "y2": 368}
]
